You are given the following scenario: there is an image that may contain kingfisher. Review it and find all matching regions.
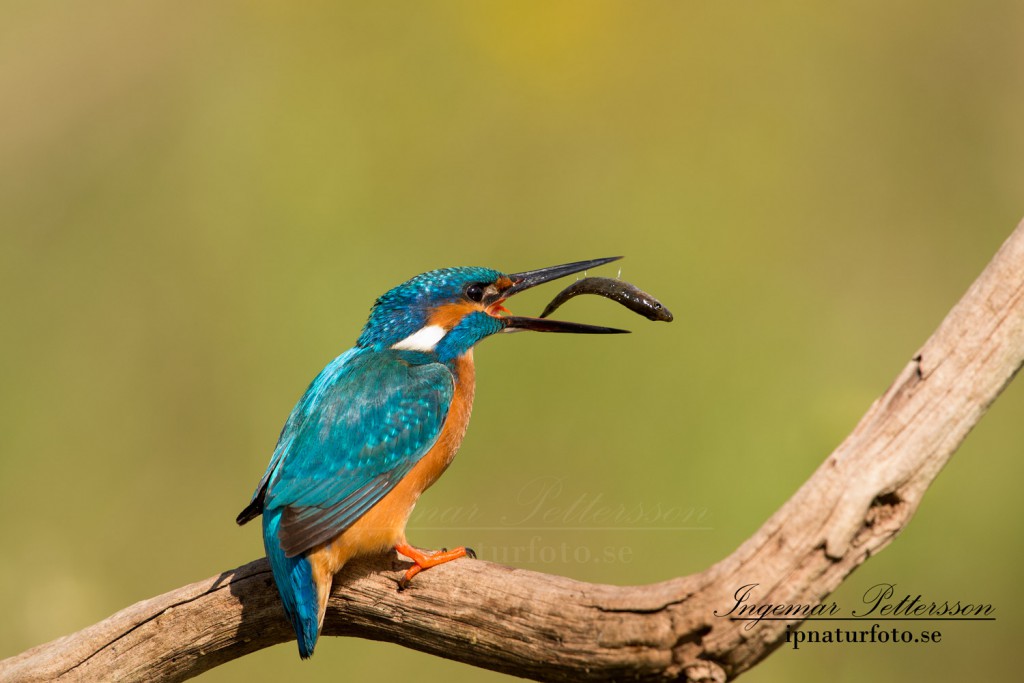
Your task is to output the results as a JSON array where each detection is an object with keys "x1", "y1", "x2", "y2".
[{"x1": 236, "y1": 258, "x2": 628, "y2": 658}]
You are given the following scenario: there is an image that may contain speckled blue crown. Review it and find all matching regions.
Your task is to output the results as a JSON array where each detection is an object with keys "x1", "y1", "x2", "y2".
[{"x1": 357, "y1": 267, "x2": 503, "y2": 349}]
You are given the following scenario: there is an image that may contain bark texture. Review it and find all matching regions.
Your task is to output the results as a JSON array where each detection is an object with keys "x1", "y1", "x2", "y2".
[{"x1": 4, "y1": 219, "x2": 1024, "y2": 682}]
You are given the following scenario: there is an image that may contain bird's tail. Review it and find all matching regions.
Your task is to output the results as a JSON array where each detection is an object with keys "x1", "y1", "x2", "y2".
[{"x1": 262, "y1": 507, "x2": 322, "y2": 658}]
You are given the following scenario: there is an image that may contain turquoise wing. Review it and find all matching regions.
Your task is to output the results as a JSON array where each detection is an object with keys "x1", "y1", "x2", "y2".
[{"x1": 242, "y1": 348, "x2": 454, "y2": 557}]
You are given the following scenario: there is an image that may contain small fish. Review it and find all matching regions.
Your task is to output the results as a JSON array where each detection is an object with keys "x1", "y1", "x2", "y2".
[{"x1": 539, "y1": 277, "x2": 674, "y2": 322}]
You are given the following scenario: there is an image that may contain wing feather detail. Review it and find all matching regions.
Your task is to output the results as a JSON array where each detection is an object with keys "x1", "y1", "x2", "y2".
[{"x1": 253, "y1": 349, "x2": 454, "y2": 557}]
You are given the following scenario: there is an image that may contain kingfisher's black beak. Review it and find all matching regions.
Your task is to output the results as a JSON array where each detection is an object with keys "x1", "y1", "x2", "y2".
[{"x1": 499, "y1": 257, "x2": 629, "y2": 334}]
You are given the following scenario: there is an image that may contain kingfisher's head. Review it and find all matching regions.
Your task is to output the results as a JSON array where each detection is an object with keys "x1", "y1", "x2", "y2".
[{"x1": 357, "y1": 258, "x2": 628, "y2": 362}]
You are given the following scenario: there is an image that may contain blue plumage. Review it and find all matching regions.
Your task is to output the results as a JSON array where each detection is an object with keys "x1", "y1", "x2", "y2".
[
  {"x1": 262, "y1": 508, "x2": 321, "y2": 658},
  {"x1": 435, "y1": 311, "x2": 504, "y2": 363},
  {"x1": 237, "y1": 260, "x2": 628, "y2": 658},
  {"x1": 250, "y1": 346, "x2": 454, "y2": 658},
  {"x1": 357, "y1": 267, "x2": 502, "y2": 349},
  {"x1": 266, "y1": 348, "x2": 454, "y2": 554}
]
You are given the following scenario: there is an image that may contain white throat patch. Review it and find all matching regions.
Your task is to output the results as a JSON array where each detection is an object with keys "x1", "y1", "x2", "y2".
[{"x1": 391, "y1": 324, "x2": 447, "y2": 352}]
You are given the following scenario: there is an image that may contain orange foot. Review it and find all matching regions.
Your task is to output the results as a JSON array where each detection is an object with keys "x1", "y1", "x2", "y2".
[{"x1": 394, "y1": 543, "x2": 476, "y2": 590}]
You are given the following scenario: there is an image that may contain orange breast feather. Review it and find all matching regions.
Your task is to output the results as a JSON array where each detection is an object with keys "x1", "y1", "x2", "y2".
[{"x1": 309, "y1": 351, "x2": 476, "y2": 582}]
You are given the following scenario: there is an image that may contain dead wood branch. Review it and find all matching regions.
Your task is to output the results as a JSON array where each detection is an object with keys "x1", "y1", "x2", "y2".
[{"x1": 4, "y1": 219, "x2": 1024, "y2": 682}]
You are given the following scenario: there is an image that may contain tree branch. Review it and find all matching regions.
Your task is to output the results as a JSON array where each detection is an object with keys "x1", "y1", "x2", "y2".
[{"x1": 4, "y1": 219, "x2": 1024, "y2": 683}]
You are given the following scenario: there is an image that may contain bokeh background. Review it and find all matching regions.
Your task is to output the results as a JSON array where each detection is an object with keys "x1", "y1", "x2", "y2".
[{"x1": 2, "y1": 2, "x2": 1022, "y2": 681}]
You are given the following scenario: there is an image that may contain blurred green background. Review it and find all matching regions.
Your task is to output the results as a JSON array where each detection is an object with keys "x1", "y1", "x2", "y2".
[{"x1": 2, "y1": 2, "x2": 1022, "y2": 681}]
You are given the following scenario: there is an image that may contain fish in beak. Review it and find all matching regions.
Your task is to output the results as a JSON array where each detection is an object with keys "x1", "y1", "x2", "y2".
[{"x1": 492, "y1": 257, "x2": 630, "y2": 334}]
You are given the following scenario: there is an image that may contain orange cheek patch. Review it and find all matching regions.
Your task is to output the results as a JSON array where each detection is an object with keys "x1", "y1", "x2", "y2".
[{"x1": 429, "y1": 301, "x2": 481, "y2": 330}]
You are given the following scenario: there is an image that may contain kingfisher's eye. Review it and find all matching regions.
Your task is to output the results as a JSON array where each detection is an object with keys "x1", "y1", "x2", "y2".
[{"x1": 465, "y1": 283, "x2": 485, "y2": 302}]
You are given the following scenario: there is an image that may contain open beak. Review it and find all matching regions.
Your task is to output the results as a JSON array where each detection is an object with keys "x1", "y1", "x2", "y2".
[{"x1": 498, "y1": 257, "x2": 630, "y2": 334}]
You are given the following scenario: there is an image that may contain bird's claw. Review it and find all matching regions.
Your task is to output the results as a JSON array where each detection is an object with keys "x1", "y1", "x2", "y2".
[{"x1": 393, "y1": 543, "x2": 475, "y2": 591}]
